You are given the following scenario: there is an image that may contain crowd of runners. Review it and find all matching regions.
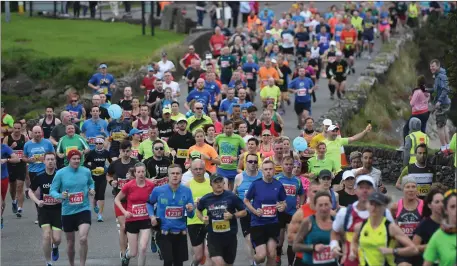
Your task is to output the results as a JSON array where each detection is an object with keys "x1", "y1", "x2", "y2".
[{"x1": 1, "y1": 1, "x2": 457, "y2": 266}]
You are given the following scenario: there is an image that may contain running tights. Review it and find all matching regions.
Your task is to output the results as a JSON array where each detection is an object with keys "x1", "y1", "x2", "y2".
[{"x1": 164, "y1": 261, "x2": 183, "y2": 266}]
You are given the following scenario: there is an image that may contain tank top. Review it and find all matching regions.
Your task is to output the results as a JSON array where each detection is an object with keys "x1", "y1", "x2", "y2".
[
  {"x1": 242, "y1": 152, "x2": 262, "y2": 170},
  {"x1": 296, "y1": 204, "x2": 317, "y2": 259},
  {"x1": 247, "y1": 119, "x2": 258, "y2": 135},
  {"x1": 237, "y1": 171, "x2": 263, "y2": 200},
  {"x1": 41, "y1": 117, "x2": 56, "y2": 139},
  {"x1": 7, "y1": 134, "x2": 26, "y2": 169},
  {"x1": 344, "y1": 203, "x2": 366, "y2": 266},
  {"x1": 396, "y1": 198, "x2": 423, "y2": 238},
  {"x1": 260, "y1": 143, "x2": 275, "y2": 158},
  {"x1": 359, "y1": 217, "x2": 395, "y2": 266},
  {"x1": 261, "y1": 122, "x2": 279, "y2": 137},
  {"x1": 303, "y1": 215, "x2": 336, "y2": 265},
  {"x1": 137, "y1": 117, "x2": 153, "y2": 141},
  {"x1": 311, "y1": 46, "x2": 320, "y2": 59},
  {"x1": 187, "y1": 178, "x2": 212, "y2": 225},
  {"x1": 268, "y1": 156, "x2": 283, "y2": 175},
  {"x1": 407, "y1": 163, "x2": 434, "y2": 198}
]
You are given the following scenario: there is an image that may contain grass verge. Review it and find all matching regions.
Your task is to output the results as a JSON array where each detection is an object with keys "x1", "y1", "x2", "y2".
[{"x1": 343, "y1": 42, "x2": 419, "y2": 146}]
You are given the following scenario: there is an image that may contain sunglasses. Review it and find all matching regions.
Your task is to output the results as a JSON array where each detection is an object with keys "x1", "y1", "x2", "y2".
[
  {"x1": 195, "y1": 107, "x2": 203, "y2": 110},
  {"x1": 247, "y1": 160, "x2": 258, "y2": 164},
  {"x1": 71, "y1": 100, "x2": 78, "y2": 102},
  {"x1": 95, "y1": 142, "x2": 104, "y2": 145},
  {"x1": 154, "y1": 147, "x2": 164, "y2": 151}
]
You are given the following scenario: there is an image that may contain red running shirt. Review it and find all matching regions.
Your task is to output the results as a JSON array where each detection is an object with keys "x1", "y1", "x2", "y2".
[{"x1": 121, "y1": 179, "x2": 155, "y2": 222}]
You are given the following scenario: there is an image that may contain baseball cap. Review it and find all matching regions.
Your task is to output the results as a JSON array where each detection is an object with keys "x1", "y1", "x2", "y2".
[
  {"x1": 162, "y1": 52, "x2": 167, "y2": 57},
  {"x1": 323, "y1": 119, "x2": 332, "y2": 126},
  {"x1": 342, "y1": 170, "x2": 356, "y2": 180},
  {"x1": 190, "y1": 151, "x2": 201, "y2": 160},
  {"x1": 162, "y1": 108, "x2": 171, "y2": 114},
  {"x1": 147, "y1": 65, "x2": 154, "y2": 72},
  {"x1": 368, "y1": 192, "x2": 390, "y2": 205},
  {"x1": 99, "y1": 63, "x2": 108, "y2": 69},
  {"x1": 330, "y1": 40, "x2": 337, "y2": 46},
  {"x1": 271, "y1": 58, "x2": 277, "y2": 64},
  {"x1": 205, "y1": 53, "x2": 212, "y2": 59},
  {"x1": 327, "y1": 125, "x2": 339, "y2": 131},
  {"x1": 67, "y1": 149, "x2": 82, "y2": 161},
  {"x1": 128, "y1": 128, "x2": 142, "y2": 137},
  {"x1": 210, "y1": 173, "x2": 224, "y2": 183},
  {"x1": 176, "y1": 118, "x2": 188, "y2": 124},
  {"x1": 318, "y1": 169, "x2": 333, "y2": 179},
  {"x1": 355, "y1": 175, "x2": 375, "y2": 188}
]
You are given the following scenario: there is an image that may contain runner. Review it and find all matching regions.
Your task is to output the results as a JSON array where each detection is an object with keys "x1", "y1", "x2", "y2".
[
  {"x1": 187, "y1": 129, "x2": 220, "y2": 174},
  {"x1": 3, "y1": 121, "x2": 28, "y2": 217},
  {"x1": 148, "y1": 164, "x2": 195, "y2": 266},
  {"x1": 49, "y1": 150, "x2": 95, "y2": 266},
  {"x1": 167, "y1": 118, "x2": 196, "y2": 171},
  {"x1": 276, "y1": 156, "x2": 305, "y2": 266},
  {"x1": 350, "y1": 192, "x2": 419, "y2": 266},
  {"x1": 107, "y1": 113, "x2": 132, "y2": 160},
  {"x1": 28, "y1": 152, "x2": 62, "y2": 266},
  {"x1": 340, "y1": 21, "x2": 357, "y2": 74},
  {"x1": 81, "y1": 106, "x2": 108, "y2": 149},
  {"x1": 39, "y1": 107, "x2": 61, "y2": 140},
  {"x1": 144, "y1": 140, "x2": 172, "y2": 187},
  {"x1": 337, "y1": 171, "x2": 358, "y2": 207},
  {"x1": 197, "y1": 173, "x2": 247, "y2": 266},
  {"x1": 107, "y1": 140, "x2": 139, "y2": 259},
  {"x1": 390, "y1": 177, "x2": 424, "y2": 266},
  {"x1": 328, "y1": 51, "x2": 349, "y2": 99},
  {"x1": 288, "y1": 66, "x2": 315, "y2": 130},
  {"x1": 56, "y1": 124, "x2": 90, "y2": 167},
  {"x1": 233, "y1": 153, "x2": 263, "y2": 266},
  {"x1": 115, "y1": 162, "x2": 154, "y2": 266},
  {"x1": 23, "y1": 126, "x2": 55, "y2": 222},
  {"x1": 83, "y1": 137, "x2": 110, "y2": 222},
  {"x1": 244, "y1": 159, "x2": 287, "y2": 266},
  {"x1": 185, "y1": 159, "x2": 212, "y2": 266},
  {"x1": 352, "y1": 148, "x2": 386, "y2": 193},
  {"x1": 215, "y1": 120, "x2": 246, "y2": 191},
  {"x1": 132, "y1": 104, "x2": 158, "y2": 141},
  {"x1": 361, "y1": 9, "x2": 376, "y2": 59},
  {"x1": 1, "y1": 143, "x2": 20, "y2": 228},
  {"x1": 293, "y1": 191, "x2": 338, "y2": 266}
]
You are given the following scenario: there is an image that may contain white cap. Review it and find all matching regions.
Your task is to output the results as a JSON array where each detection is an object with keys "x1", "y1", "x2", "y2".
[
  {"x1": 342, "y1": 170, "x2": 356, "y2": 180},
  {"x1": 330, "y1": 40, "x2": 337, "y2": 46},
  {"x1": 355, "y1": 175, "x2": 375, "y2": 188},
  {"x1": 266, "y1": 30, "x2": 272, "y2": 34},
  {"x1": 323, "y1": 119, "x2": 332, "y2": 126},
  {"x1": 271, "y1": 58, "x2": 277, "y2": 64},
  {"x1": 327, "y1": 125, "x2": 339, "y2": 131}
]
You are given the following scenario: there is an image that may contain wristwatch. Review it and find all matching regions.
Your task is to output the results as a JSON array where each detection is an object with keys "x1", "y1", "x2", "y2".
[{"x1": 393, "y1": 248, "x2": 398, "y2": 256}]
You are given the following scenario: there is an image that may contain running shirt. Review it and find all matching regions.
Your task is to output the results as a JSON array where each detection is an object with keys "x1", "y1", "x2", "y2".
[
  {"x1": 275, "y1": 174, "x2": 304, "y2": 215},
  {"x1": 107, "y1": 120, "x2": 132, "y2": 152},
  {"x1": 106, "y1": 158, "x2": 139, "y2": 195},
  {"x1": 186, "y1": 90, "x2": 212, "y2": 114},
  {"x1": 187, "y1": 178, "x2": 213, "y2": 225},
  {"x1": 245, "y1": 178, "x2": 287, "y2": 226},
  {"x1": 359, "y1": 217, "x2": 396, "y2": 266},
  {"x1": 188, "y1": 144, "x2": 218, "y2": 174},
  {"x1": 23, "y1": 139, "x2": 55, "y2": 173},
  {"x1": 41, "y1": 117, "x2": 57, "y2": 139},
  {"x1": 215, "y1": 134, "x2": 246, "y2": 171},
  {"x1": 395, "y1": 199, "x2": 423, "y2": 237},
  {"x1": 1, "y1": 144, "x2": 13, "y2": 179},
  {"x1": 56, "y1": 134, "x2": 90, "y2": 166},
  {"x1": 49, "y1": 166, "x2": 94, "y2": 216},
  {"x1": 144, "y1": 156, "x2": 171, "y2": 185},
  {"x1": 423, "y1": 229, "x2": 457, "y2": 266},
  {"x1": 288, "y1": 77, "x2": 314, "y2": 103},
  {"x1": 197, "y1": 190, "x2": 245, "y2": 235},
  {"x1": 81, "y1": 118, "x2": 108, "y2": 149},
  {"x1": 121, "y1": 179, "x2": 155, "y2": 222},
  {"x1": 30, "y1": 170, "x2": 62, "y2": 209},
  {"x1": 303, "y1": 215, "x2": 336, "y2": 265},
  {"x1": 84, "y1": 149, "x2": 110, "y2": 177},
  {"x1": 147, "y1": 184, "x2": 194, "y2": 232},
  {"x1": 236, "y1": 171, "x2": 263, "y2": 201},
  {"x1": 6, "y1": 134, "x2": 26, "y2": 174}
]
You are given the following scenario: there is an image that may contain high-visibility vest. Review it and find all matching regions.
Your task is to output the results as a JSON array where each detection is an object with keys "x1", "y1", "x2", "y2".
[
  {"x1": 407, "y1": 131, "x2": 429, "y2": 164},
  {"x1": 408, "y1": 3, "x2": 419, "y2": 18}
]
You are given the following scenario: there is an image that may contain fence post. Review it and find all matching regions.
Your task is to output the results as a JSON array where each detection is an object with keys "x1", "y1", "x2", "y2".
[
  {"x1": 141, "y1": 1, "x2": 145, "y2": 35},
  {"x1": 29, "y1": 1, "x2": 33, "y2": 16},
  {"x1": 150, "y1": 1, "x2": 154, "y2": 36}
]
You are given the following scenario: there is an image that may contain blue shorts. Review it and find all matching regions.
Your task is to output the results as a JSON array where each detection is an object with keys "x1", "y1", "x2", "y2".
[{"x1": 216, "y1": 168, "x2": 238, "y2": 180}]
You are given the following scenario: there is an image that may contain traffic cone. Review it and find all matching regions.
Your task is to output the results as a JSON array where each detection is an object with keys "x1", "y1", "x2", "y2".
[{"x1": 336, "y1": 123, "x2": 348, "y2": 167}]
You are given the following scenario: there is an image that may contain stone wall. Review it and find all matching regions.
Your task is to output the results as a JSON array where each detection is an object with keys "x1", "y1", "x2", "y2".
[{"x1": 344, "y1": 146, "x2": 455, "y2": 188}]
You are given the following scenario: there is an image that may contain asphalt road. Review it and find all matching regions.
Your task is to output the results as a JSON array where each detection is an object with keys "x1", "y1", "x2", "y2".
[{"x1": 1, "y1": 2, "x2": 395, "y2": 266}]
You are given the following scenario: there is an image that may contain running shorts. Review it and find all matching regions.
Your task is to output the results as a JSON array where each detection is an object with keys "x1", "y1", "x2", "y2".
[
  {"x1": 250, "y1": 223, "x2": 280, "y2": 246},
  {"x1": 156, "y1": 232, "x2": 188, "y2": 263},
  {"x1": 207, "y1": 233, "x2": 238, "y2": 264},
  {"x1": 61, "y1": 210, "x2": 91, "y2": 233},
  {"x1": 38, "y1": 206, "x2": 62, "y2": 229},
  {"x1": 125, "y1": 219, "x2": 152, "y2": 234},
  {"x1": 187, "y1": 224, "x2": 207, "y2": 247}
]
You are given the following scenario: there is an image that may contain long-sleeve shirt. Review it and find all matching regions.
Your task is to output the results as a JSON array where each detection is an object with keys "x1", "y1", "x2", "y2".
[
  {"x1": 147, "y1": 184, "x2": 195, "y2": 233},
  {"x1": 50, "y1": 166, "x2": 94, "y2": 216},
  {"x1": 433, "y1": 68, "x2": 451, "y2": 105},
  {"x1": 410, "y1": 89, "x2": 430, "y2": 115}
]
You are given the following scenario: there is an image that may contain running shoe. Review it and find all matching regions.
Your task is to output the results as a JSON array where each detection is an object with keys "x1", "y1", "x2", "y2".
[
  {"x1": 94, "y1": 205, "x2": 99, "y2": 214},
  {"x1": 47, "y1": 263, "x2": 52, "y2": 266},
  {"x1": 97, "y1": 214, "x2": 104, "y2": 222},
  {"x1": 52, "y1": 245, "x2": 59, "y2": 261},
  {"x1": 1, "y1": 217, "x2": 3, "y2": 229},
  {"x1": 12, "y1": 201, "x2": 18, "y2": 214},
  {"x1": 121, "y1": 255, "x2": 130, "y2": 266},
  {"x1": 200, "y1": 255, "x2": 206, "y2": 265},
  {"x1": 34, "y1": 220, "x2": 38, "y2": 224},
  {"x1": 150, "y1": 236, "x2": 158, "y2": 253},
  {"x1": 16, "y1": 209, "x2": 22, "y2": 218}
]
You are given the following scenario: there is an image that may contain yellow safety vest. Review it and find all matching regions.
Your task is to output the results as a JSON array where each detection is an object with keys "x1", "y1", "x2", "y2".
[
  {"x1": 409, "y1": 3, "x2": 419, "y2": 18},
  {"x1": 407, "y1": 131, "x2": 429, "y2": 164}
]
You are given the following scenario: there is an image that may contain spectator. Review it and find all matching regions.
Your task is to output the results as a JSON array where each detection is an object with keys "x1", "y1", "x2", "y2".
[
  {"x1": 156, "y1": 52, "x2": 176, "y2": 80},
  {"x1": 196, "y1": 2, "x2": 206, "y2": 28}
]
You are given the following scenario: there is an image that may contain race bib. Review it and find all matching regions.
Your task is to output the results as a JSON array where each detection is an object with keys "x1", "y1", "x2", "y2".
[
  {"x1": 312, "y1": 246, "x2": 334, "y2": 264},
  {"x1": 261, "y1": 204, "x2": 277, "y2": 217},
  {"x1": 221, "y1": 61, "x2": 229, "y2": 68},
  {"x1": 336, "y1": 65, "x2": 343, "y2": 73},
  {"x1": 103, "y1": 88, "x2": 108, "y2": 94},
  {"x1": 131, "y1": 149, "x2": 139, "y2": 158},
  {"x1": 112, "y1": 132, "x2": 125, "y2": 142},
  {"x1": 153, "y1": 177, "x2": 168, "y2": 187},
  {"x1": 246, "y1": 72, "x2": 254, "y2": 80},
  {"x1": 132, "y1": 203, "x2": 148, "y2": 217},
  {"x1": 140, "y1": 132, "x2": 149, "y2": 141},
  {"x1": 69, "y1": 111, "x2": 79, "y2": 119},
  {"x1": 298, "y1": 41, "x2": 306, "y2": 48},
  {"x1": 250, "y1": 38, "x2": 258, "y2": 44},
  {"x1": 69, "y1": 192, "x2": 84, "y2": 205},
  {"x1": 165, "y1": 206, "x2": 183, "y2": 219},
  {"x1": 398, "y1": 222, "x2": 419, "y2": 237},
  {"x1": 118, "y1": 178, "x2": 128, "y2": 189},
  {"x1": 87, "y1": 138, "x2": 96, "y2": 145},
  {"x1": 345, "y1": 37, "x2": 353, "y2": 44},
  {"x1": 283, "y1": 184, "x2": 297, "y2": 196},
  {"x1": 176, "y1": 149, "x2": 188, "y2": 159},
  {"x1": 297, "y1": 89, "x2": 307, "y2": 96},
  {"x1": 212, "y1": 219, "x2": 230, "y2": 233},
  {"x1": 33, "y1": 154, "x2": 44, "y2": 163},
  {"x1": 417, "y1": 183, "x2": 431, "y2": 196},
  {"x1": 123, "y1": 110, "x2": 132, "y2": 118},
  {"x1": 221, "y1": 155, "x2": 233, "y2": 164},
  {"x1": 43, "y1": 194, "x2": 60, "y2": 205},
  {"x1": 13, "y1": 150, "x2": 23, "y2": 159},
  {"x1": 65, "y1": 146, "x2": 78, "y2": 155},
  {"x1": 91, "y1": 167, "x2": 105, "y2": 176}
]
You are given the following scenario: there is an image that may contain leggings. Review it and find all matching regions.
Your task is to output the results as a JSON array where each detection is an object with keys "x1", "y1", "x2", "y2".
[{"x1": 93, "y1": 175, "x2": 107, "y2": 201}]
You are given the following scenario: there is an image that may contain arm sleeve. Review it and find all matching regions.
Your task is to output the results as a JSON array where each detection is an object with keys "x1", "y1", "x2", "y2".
[
  {"x1": 332, "y1": 207, "x2": 347, "y2": 232},
  {"x1": 437, "y1": 75, "x2": 450, "y2": 103},
  {"x1": 147, "y1": 188, "x2": 158, "y2": 216}
]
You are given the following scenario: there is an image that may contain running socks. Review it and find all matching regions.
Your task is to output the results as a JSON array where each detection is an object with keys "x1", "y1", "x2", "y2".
[{"x1": 328, "y1": 84, "x2": 336, "y2": 95}]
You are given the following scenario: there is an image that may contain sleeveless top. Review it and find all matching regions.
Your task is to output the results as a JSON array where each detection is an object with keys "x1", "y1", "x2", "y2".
[
  {"x1": 7, "y1": 134, "x2": 26, "y2": 170},
  {"x1": 268, "y1": 155, "x2": 283, "y2": 175},
  {"x1": 247, "y1": 119, "x2": 258, "y2": 135},
  {"x1": 237, "y1": 171, "x2": 262, "y2": 200},
  {"x1": 359, "y1": 217, "x2": 395, "y2": 266},
  {"x1": 187, "y1": 178, "x2": 212, "y2": 225},
  {"x1": 296, "y1": 203, "x2": 317, "y2": 259},
  {"x1": 343, "y1": 203, "x2": 366, "y2": 266},
  {"x1": 395, "y1": 198, "x2": 423, "y2": 238},
  {"x1": 137, "y1": 117, "x2": 154, "y2": 141},
  {"x1": 303, "y1": 215, "x2": 336, "y2": 265},
  {"x1": 261, "y1": 122, "x2": 279, "y2": 137},
  {"x1": 41, "y1": 117, "x2": 56, "y2": 139},
  {"x1": 260, "y1": 143, "x2": 275, "y2": 158}
]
